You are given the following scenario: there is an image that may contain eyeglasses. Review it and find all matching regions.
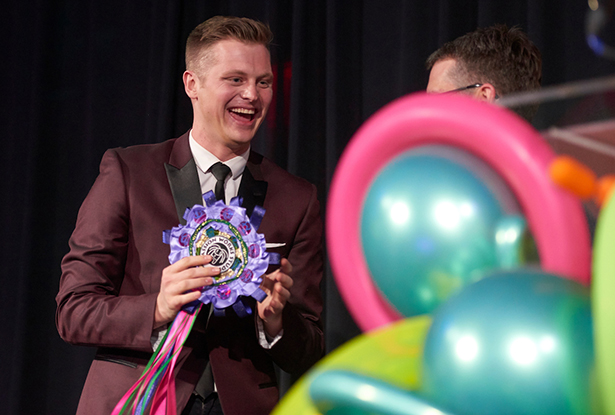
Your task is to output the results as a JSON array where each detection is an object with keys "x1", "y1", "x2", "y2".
[
  {"x1": 447, "y1": 83, "x2": 483, "y2": 93},
  {"x1": 447, "y1": 83, "x2": 500, "y2": 99}
]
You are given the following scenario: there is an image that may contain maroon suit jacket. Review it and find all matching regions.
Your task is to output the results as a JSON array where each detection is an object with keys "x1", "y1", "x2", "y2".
[{"x1": 56, "y1": 133, "x2": 324, "y2": 415}]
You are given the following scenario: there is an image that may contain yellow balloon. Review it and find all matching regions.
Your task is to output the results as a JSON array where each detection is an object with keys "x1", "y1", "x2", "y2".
[{"x1": 272, "y1": 315, "x2": 431, "y2": 415}]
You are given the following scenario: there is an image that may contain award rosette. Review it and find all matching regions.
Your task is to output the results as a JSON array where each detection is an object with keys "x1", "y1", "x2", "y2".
[
  {"x1": 164, "y1": 190, "x2": 277, "y2": 316},
  {"x1": 112, "y1": 191, "x2": 278, "y2": 415}
]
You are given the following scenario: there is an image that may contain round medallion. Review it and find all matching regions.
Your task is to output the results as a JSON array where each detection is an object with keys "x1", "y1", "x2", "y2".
[{"x1": 201, "y1": 235, "x2": 236, "y2": 272}]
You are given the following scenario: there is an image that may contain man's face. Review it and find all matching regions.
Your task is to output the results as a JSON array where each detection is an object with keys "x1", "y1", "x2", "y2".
[
  {"x1": 426, "y1": 58, "x2": 462, "y2": 94},
  {"x1": 188, "y1": 39, "x2": 273, "y2": 158}
]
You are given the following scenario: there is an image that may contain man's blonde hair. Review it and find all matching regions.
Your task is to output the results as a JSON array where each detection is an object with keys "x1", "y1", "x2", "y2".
[{"x1": 185, "y1": 16, "x2": 273, "y2": 75}]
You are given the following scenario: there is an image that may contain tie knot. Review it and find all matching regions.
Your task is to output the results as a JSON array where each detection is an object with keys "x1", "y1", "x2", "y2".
[{"x1": 210, "y1": 162, "x2": 231, "y2": 181}]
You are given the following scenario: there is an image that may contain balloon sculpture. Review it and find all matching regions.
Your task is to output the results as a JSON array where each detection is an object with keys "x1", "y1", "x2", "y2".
[
  {"x1": 307, "y1": 271, "x2": 594, "y2": 415},
  {"x1": 271, "y1": 92, "x2": 615, "y2": 415}
]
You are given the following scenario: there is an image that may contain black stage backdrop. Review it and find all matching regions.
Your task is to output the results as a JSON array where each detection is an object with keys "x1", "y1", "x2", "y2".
[{"x1": 2, "y1": 1, "x2": 615, "y2": 414}]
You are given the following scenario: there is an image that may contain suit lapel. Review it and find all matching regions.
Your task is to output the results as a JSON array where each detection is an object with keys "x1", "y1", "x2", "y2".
[
  {"x1": 164, "y1": 134, "x2": 213, "y2": 330},
  {"x1": 238, "y1": 152, "x2": 268, "y2": 217},
  {"x1": 164, "y1": 133, "x2": 202, "y2": 225}
]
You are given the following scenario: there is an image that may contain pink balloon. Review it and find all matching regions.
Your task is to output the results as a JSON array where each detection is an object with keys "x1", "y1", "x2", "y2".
[{"x1": 327, "y1": 92, "x2": 591, "y2": 332}]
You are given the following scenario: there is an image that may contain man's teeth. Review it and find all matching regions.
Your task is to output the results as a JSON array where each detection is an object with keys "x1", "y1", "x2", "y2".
[{"x1": 231, "y1": 108, "x2": 255, "y2": 115}]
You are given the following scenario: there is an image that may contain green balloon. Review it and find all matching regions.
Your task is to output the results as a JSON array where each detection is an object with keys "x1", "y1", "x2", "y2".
[
  {"x1": 271, "y1": 316, "x2": 431, "y2": 415},
  {"x1": 593, "y1": 191, "x2": 615, "y2": 415}
]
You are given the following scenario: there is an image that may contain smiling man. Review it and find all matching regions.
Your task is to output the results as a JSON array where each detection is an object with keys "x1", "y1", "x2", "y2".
[
  {"x1": 56, "y1": 16, "x2": 324, "y2": 415},
  {"x1": 426, "y1": 24, "x2": 542, "y2": 122}
]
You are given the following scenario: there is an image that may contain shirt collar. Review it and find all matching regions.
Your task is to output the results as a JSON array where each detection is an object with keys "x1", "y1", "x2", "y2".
[{"x1": 188, "y1": 130, "x2": 249, "y2": 180}]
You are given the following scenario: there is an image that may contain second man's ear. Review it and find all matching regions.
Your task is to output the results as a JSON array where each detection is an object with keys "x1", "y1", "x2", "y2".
[{"x1": 476, "y1": 83, "x2": 499, "y2": 103}]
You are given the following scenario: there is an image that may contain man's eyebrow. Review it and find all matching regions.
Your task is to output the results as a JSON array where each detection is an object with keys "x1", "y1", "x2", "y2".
[
  {"x1": 220, "y1": 70, "x2": 273, "y2": 79},
  {"x1": 220, "y1": 70, "x2": 248, "y2": 77}
]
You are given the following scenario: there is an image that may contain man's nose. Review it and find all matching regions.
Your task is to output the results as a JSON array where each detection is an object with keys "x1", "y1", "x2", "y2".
[{"x1": 240, "y1": 83, "x2": 258, "y2": 101}]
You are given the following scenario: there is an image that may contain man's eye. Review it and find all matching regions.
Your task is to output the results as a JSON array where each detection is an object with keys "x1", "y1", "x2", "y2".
[
  {"x1": 259, "y1": 80, "x2": 272, "y2": 88},
  {"x1": 230, "y1": 77, "x2": 242, "y2": 83}
]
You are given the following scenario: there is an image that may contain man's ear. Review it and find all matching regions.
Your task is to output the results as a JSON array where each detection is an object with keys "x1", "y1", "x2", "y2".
[
  {"x1": 476, "y1": 83, "x2": 498, "y2": 103},
  {"x1": 183, "y1": 70, "x2": 199, "y2": 99}
]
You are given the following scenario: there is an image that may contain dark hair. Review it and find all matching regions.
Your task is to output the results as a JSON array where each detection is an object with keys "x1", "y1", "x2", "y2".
[
  {"x1": 426, "y1": 24, "x2": 542, "y2": 121},
  {"x1": 186, "y1": 16, "x2": 273, "y2": 73}
]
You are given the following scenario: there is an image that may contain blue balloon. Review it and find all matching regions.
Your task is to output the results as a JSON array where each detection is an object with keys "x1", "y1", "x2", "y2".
[
  {"x1": 361, "y1": 146, "x2": 525, "y2": 316},
  {"x1": 422, "y1": 270, "x2": 594, "y2": 415}
]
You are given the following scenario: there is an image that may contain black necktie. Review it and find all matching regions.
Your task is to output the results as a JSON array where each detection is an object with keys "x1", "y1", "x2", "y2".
[{"x1": 210, "y1": 162, "x2": 231, "y2": 203}]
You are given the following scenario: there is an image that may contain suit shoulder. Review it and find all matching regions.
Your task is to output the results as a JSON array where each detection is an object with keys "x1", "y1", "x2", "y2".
[
  {"x1": 107, "y1": 138, "x2": 178, "y2": 164},
  {"x1": 256, "y1": 154, "x2": 315, "y2": 193}
]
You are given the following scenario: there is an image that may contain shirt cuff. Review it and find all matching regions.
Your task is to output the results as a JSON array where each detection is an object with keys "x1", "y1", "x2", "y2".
[
  {"x1": 151, "y1": 325, "x2": 168, "y2": 351},
  {"x1": 257, "y1": 316, "x2": 283, "y2": 349}
]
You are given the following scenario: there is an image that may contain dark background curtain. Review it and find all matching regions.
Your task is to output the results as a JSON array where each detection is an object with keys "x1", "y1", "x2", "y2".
[{"x1": 2, "y1": 1, "x2": 615, "y2": 413}]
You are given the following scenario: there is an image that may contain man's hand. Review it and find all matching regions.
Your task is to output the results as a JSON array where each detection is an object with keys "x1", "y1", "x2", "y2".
[
  {"x1": 154, "y1": 255, "x2": 219, "y2": 328},
  {"x1": 257, "y1": 258, "x2": 293, "y2": 337}
]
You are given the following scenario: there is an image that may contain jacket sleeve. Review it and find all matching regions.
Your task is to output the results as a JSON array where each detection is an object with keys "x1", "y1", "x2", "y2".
[
  {"x1": 264, "y1": 184, "x2": 325, "y2": 374},
  {"x1": 56, "y1": 149, "x2": 157, "y2": 352}
]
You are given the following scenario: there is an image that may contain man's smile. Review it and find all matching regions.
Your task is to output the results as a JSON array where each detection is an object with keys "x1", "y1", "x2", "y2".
[{"x1": 229, "y1": 107, "x2": 256, "y2": 122}]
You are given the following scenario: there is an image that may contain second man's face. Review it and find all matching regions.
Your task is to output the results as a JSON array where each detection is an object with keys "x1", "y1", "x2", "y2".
[{"x1": 190, "y1": 39, "x2": 274, "y2": 157}]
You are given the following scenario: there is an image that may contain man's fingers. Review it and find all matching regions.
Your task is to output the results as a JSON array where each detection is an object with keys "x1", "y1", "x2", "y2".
[
  {"x1": 271, "y1": 271, "x2": 293, "y2": 289},
  {"x1": 167, "y1": 289, "x2": 202, "y2": 311},
  {"x1": 176, "y1": 276, "x2": 214, "y2": 294},
  {"x1": 262, "y1": 288, "x2": 289, "y2": 316},
  {"x1": 162, "y1": 260, "x2": 220, "y2": 286},
  {"x1": 170, "y1": 254, "x2": 214, "y2": 271},
  {"x1": 273, "y1": 284, "x2": 291, "y2": 302},
  {"x1": 262, "y1": 282, "x2": 291, "y2": 312},
  {"x1": 279, "y1": 258, "x2": 293, "y2": 274},
  {"x1": 181, "y1": 264, "x2": 220, "y2": 281}
]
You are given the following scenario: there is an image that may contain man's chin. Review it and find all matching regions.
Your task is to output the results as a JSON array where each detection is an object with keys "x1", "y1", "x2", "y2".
[
  {"x1": 225, "y1": 137, "x2": 253, "y2": 153},
  {"x1": 228, "y1": 126, "x2": 261, "y2": 142}
]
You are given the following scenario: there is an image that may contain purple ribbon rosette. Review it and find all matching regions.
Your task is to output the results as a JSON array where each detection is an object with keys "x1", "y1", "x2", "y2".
[{"x1": 163, "y1": 190, "x2": 279, "y2": 317}]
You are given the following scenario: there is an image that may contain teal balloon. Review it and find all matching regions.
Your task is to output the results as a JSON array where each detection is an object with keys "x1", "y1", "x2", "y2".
[
  {"x1": 422, "y1": 270, "x2": 594, "y2": 415},
  {"x1": 309, "y1": 370, "x2": 454, "y2": 415},
  {"x1": 361, "y1": 146, "x2": 522, "y2": 316},
  {"x1": 493, "y1": 214, "x2": 540, "y2": 269}
]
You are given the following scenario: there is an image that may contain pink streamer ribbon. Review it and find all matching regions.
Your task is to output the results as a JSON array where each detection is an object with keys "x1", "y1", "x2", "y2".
[{"x1": 111, "y1": 305, "x2": 201, "y2": 415}]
